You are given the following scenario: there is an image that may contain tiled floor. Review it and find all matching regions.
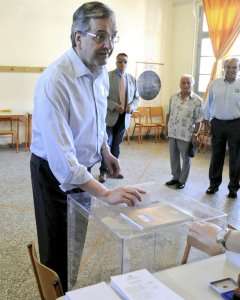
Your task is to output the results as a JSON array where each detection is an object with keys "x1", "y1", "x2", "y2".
[{"x1": 0, "y1": 137, "x2": 239, "y2": 299}]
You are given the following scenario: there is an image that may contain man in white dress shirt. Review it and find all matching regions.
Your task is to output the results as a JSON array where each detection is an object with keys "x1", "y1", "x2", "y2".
[
  {"x1": 30, "y1": 2, "x2": 144, "y2": 292},
  {"x1": 204, "y1": 58, "x2": 240, "y2": 198}
]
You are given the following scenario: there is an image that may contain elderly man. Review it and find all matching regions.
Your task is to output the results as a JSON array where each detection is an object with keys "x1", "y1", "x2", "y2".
[
  {"x1": 165, "y1": 74, "x2": 203, "y2": 189},
  {"x1": 30, "y1": 2, "x2": 145, "y2": 291},
  {"x1": 99, "y1": 53, "x2": 139, "y2": 183},
  {"x1": 204, "y1": 58, "x2": 240, "y2": 198}
]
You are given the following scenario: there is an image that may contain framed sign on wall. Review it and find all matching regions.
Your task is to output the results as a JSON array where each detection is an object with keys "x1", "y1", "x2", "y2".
[{"x1": 135, "y1": 62, "x2": 164, "y2": 106}]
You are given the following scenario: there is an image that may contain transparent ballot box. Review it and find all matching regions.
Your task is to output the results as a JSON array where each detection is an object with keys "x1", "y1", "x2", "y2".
[{"x1": 68, "y1": 182, "x2": 227, "y2": 289}]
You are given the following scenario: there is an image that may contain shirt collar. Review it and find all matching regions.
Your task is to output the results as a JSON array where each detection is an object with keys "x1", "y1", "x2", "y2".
[
  {"x1": 177, "y1": 91, "x2": 194, "y2": 99},
  {"x1": 67, "y1": 48, "x2": 103, "y2": 78},
  {"x1": 116, "y1": 69, "x2": 126, "y2": 77}
]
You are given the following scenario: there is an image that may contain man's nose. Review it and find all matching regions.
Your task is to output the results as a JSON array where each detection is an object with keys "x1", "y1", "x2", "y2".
[{"x1": 103, "y1": 37, "x2": 114, "y2": 48}]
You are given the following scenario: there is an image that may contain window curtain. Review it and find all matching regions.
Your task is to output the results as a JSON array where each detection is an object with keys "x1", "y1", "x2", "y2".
[{"x1": 202, "y1": 0, "x2": 240, "y2": 101}]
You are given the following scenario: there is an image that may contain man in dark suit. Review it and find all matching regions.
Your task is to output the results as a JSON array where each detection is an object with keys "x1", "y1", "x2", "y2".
[{"x1": 99, "y1": 53, "x2": 139, "y2": 182}]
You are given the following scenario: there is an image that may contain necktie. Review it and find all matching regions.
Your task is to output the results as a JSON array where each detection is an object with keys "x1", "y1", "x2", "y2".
[{"x1": 120, "y1": 74, "x2": 126, "y2": 109}]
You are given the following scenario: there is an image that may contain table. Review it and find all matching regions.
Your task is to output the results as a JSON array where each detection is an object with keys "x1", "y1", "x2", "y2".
[
  {"x1": 155, "y1": 254, "x2": 239, "y2": 300},
  {"x1": 0, "y1": 111, "x2": 29, "y2": 150},
  {"x1": 58, "y1": 254, "x2": 239, "y2": 300}
]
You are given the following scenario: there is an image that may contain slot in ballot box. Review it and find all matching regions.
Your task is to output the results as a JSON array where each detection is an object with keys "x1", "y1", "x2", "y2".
[{"x1": 67, "y1": 182, "x2": 227, "y2": 290}]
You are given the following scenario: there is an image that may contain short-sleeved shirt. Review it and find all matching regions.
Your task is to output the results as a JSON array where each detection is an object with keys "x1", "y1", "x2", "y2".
[{"x1": 168, "y1": 92, "x2": 203, "y2": 142}]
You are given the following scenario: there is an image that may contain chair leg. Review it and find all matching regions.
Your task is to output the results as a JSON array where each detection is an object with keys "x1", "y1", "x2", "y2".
[
  {"x1": 181, "y1": 244, "x2": 191, "y2": 265},
  {"x1": 203, "y1": 135, "x2": 209, "y2": 153},
  {"x1": 154, "y1": 127, "x2": 157, "y2": 143},
  {"x1": 125, "y1": 129, "x2": 130, "y2": 144},
  {"x1": 16, "y1": 120, "x2": 19, "y2": 153},
  {"x1": 131, "y1": 125, "x2": 136, "y2": 140},
  {"x1": 139, "y1": 126, "x2": 142, "y2": 144}
]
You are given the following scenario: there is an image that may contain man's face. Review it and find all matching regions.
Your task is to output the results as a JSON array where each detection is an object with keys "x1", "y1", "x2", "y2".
[
  {"x1": 180, "y1": 76, "x2": 193, "y2": 94},
  {"x1": 116, "y1": 55, "x2": 128, "y2": 74},
  {"x1": 76, "y1": 16, "x2": 117, "y2": 68},
  {"x1": 225, "y1": 59, "x2": 239, "y2": 82}
]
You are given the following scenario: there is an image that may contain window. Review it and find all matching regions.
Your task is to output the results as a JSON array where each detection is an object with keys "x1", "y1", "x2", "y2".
[{"x1": 194, "y1": 7, "x2": 240, "y2": 96}]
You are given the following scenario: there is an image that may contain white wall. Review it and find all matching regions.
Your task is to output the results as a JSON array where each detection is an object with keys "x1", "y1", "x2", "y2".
[
  {"x1": 0, "y1": 0, "x2": 200, "y2": 143},
  {"x1": 170, "y1": 0, "x2": 201, "y2": 94}
]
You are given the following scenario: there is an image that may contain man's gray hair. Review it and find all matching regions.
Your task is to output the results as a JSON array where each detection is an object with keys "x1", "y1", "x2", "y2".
[
  {"x1": 71, "y1": 1, "x2": 115, "y2": 47},
  {"x1": 224, "y1": 58, "x2": 240, "y2": 69},
  {"x1": 181, "y1": 74, "x2": 195, "y2": 85}
]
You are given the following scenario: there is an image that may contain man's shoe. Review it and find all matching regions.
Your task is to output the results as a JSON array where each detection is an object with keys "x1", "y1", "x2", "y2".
[
  {"x1": 206, "y1": 186, "x2": 219, "y2": 194},
  {"x1": 228, "y1": 190, "x2": 237, "y2": 198},
  {"x1": 176, "y1": 182, "x2": 185, "y2": 189},
  {"x1": 165, "y1": 179, "x2": 179, "y2": 186},
  {"x1": 99, "y1": 173, "x2": 106, "y2": 183},
  {"x1": 108, "y1": 174, "x2": 124, "y2": 179},
  {"x1": 116, "y1": 174, "x2": 124, "y2": 179}
]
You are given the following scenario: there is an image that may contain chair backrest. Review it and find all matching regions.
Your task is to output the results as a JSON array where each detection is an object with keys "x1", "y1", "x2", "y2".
[
  {"x1": 150, "y1": 106, "x2": 165, "y2": 124},
  {"x1": 136, "y1": 107, "x2": 152, "y2": 123},
  {"x1": 27, "y1": 242, "x2": 64, "y2": 300}
]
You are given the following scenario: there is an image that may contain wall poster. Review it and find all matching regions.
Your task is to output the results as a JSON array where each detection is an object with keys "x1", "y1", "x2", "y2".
[{"x1": 135, "y1": 62, "x2": 164, "y2": 106}]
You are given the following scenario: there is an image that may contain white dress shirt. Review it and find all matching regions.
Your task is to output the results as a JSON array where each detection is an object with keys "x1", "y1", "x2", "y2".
[
  {"x1": 31, "y1": 48, "x2": 109, "y2": 191},
  {"x1": 204, "y1": 77, "x2": 240, "y2": 120}
]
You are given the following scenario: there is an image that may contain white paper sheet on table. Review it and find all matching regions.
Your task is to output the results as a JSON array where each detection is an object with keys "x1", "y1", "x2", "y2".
[{"x1": 110, "y1": 268, "x2": 184, "y2": 300}]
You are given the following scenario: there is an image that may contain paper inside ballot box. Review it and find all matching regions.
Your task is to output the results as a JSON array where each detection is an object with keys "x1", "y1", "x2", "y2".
[{"x1": 120, "y1": 203, "x2": 192, "y2": 231}]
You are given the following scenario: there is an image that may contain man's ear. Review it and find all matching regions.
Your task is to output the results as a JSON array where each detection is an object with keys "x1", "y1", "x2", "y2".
[{"x1": 74, "y1": 32, "x2": 81, "y2": 48}]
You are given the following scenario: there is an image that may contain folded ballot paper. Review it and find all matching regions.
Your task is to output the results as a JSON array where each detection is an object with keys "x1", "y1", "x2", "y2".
[
  {"x1": 110, "y1": 268, "x2": 184, "y2": 300},
  {"x1": 65, "y1": 282, "x2": 121, "y2": 300}
]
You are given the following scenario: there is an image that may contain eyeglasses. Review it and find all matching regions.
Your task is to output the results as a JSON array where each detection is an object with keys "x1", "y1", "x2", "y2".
[
  {"x1": 117, "y1": 59, "x2": 128, "y2": 64},
  {"x1": 80, "y1": 31, "x2": 119, "y2": 44}
]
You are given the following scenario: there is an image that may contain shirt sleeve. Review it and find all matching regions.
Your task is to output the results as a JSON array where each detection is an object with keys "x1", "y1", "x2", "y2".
[
  {"x1": 203, "y1": 82, "x2": 213, "y2": 120},
  {"x1": 37, "y1": 78, "x2": 93, "y2": 192}
]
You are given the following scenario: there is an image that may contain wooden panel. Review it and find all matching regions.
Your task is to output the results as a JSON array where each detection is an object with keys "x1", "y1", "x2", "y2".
[{"x1": 0, "y1": 66, "x2": 45, "y2": 73}]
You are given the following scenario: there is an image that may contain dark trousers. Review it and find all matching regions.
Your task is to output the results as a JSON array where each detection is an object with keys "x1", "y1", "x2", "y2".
[
  {"x1": 100, "y1": 113, "x2": 126, "y2": 173},
  {"x1": 209, "y1": 118, "x2": 240, "y2": 191},
  {"x1": 30, "y1": 153, "x2": 89, "y2": 292}
]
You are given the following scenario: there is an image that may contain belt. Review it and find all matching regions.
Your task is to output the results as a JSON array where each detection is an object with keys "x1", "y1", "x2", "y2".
[{"x1": 213, "y1": 118, "x2": 240, "y2": 123}]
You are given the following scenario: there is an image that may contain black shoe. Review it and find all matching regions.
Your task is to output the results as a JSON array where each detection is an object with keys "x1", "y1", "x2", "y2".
[
  {"x1": 99, "y1": 173, "x2": 106, "y2": 183},
  {"x1": 165, "y1": 179, "x2": 179, "y2": 186},
  {"x1": 176, "y1": 182, "x2": 185, "y2": 189},
  {"x1": 206, "y1": 186, "x2": 219, "y2": 194},
  {"x1": 228, "y1": 190, "x2": 237, "y2": 198}
]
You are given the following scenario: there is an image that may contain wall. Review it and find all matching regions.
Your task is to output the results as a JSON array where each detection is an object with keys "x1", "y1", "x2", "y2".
[
  {"x1": 170, "y1": 0, "x2": 201, "y2": 95},
  {"x1": 0, "y1": 0, "x2": 199, "y2": 144}
]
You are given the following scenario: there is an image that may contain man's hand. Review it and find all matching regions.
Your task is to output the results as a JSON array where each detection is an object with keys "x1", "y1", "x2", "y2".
[
  {"x1": 163, "y1": 126, "x2": 168, "y2": 139},
  {"x1": 191, "y1": 135, "x2": 199, "y2": 146},
  {"x1": 125, "y1": 104, "x2": 132, "y2": 113},
  {"x1": 79, "y1": 179, "x2": 146, "y2": 207},
  {"x1": 187, "y1": 221, "x2": 222, "y2": 248},
  {"x1": 115, "y1": 104, "x2": 125, "y2": 114},
  {"x1": 104, "y1": 186, "x2": 146, "y2": 206},
  {"x1": 101, "y1": 146, "x2": 120, "y2": 177}
]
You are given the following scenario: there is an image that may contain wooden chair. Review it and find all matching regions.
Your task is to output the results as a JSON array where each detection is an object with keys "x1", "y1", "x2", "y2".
[
  {"x1": 131, "y1": 107, "x2": 159, "y2": 143},
  {"x1": 150, "y1": 106, "x2": 166, "y2": 142},
  {"x1": 27, "y1": 242, "x2": 64, "y2": 300},
  {"x1": 197, "y1": 123, "x2": 211, "y2": 153},
  {"x1": 181, "y1": 224, "x2": 236, "y2": 264},
  {"x1": 0, "y1": 109, "x2": 19, "y2": 152}
]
